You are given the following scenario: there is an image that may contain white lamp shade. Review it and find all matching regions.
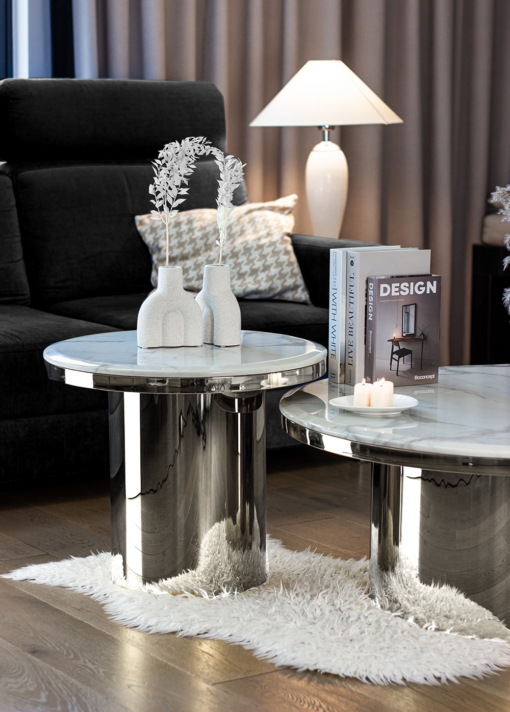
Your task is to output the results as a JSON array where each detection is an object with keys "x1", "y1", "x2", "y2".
[{"x1": 250, "y1": 60, "x2": 402, "y2": 127}]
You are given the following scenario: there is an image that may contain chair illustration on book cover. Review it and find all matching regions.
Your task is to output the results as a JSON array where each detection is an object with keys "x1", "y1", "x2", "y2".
[
  {"x1": 389, "y1": 341, "x2": 413, "y2": 376},
  {"x1": 388, "y1": 303, "x2": 427, "y2": 376}
]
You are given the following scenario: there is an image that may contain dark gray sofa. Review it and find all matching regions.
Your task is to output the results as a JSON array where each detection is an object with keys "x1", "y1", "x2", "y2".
[{"x1": 0, "y1": 78, "x2": 360, "y2": 485}]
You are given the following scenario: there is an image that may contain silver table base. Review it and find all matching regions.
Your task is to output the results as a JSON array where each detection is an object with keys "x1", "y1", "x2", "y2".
[
  {"x1": 109, "y1": 391, "x2": 267, "y2": 592},
  {"x1": 371, "y1": 464, "x2": 510, "y2": 623}
]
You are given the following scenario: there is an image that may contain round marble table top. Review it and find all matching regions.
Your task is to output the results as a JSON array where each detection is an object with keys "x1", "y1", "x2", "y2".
[
  {"x1": 44, "y1": 330, "x2": 327, "y2": 394},
  {"x1": 280, "y1": 365, "x2": 510, "y2": 470}
]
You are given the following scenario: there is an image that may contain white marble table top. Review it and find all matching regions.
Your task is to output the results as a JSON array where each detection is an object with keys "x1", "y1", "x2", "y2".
[
  {"x1": 280, "y1": 365, "x2": 510, "y2": 463},
  {"x1": 44, "y1": 330, "x2": 326, "y2": 382}
]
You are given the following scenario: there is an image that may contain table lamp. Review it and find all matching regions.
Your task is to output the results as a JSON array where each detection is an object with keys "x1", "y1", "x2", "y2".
[{"x1": 250, "y1": 60, "x2": 403, "y2": 238}]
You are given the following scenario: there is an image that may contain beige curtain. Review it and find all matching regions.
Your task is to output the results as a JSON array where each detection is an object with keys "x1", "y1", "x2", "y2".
[{"x1": 72, "y1": 0, "x2": 510, "y2": 366}]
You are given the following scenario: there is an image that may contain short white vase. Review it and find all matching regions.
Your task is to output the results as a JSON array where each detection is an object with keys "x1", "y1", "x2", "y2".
[
  {"x1": 196, "y1": 264, "x2": 241, "y2": 347},
  {"x1": 137, "y1": 266, "x2": 203, "y2": 348}
]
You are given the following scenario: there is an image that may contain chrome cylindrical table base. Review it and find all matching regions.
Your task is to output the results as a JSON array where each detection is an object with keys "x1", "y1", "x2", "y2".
[
  {"x1": 370, "y1": 463, "x2": 510, "y2": 623},
  {"x1": 109, "y1": 391, "x2": 267, "y2": 592}
]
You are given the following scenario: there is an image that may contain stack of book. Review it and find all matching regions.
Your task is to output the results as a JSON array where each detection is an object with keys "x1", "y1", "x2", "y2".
[{"x1": 329, "y1": 246, "x2": 441, "y2": 386}]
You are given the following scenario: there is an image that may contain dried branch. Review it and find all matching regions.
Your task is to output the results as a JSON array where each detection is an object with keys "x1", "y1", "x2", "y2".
[
  {"x1": 148, "y1": 138, "x2": 245, "y2": 269},
  {"x1": 210, "y1": 150, "x2": 245, "y2": 266},
  {"x1": 149, "y1": 137, "x2": 212, "y2": 266},
  {"x1": 490, "y1": 185, "x2": 510, "y2": 314}
]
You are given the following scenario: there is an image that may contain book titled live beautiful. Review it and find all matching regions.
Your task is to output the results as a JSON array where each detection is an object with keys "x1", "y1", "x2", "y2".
[
  {"x1": 365, "y1": 274, "x2": 442, "y2": 385},
  {"x1": 345, "y1": 248, "x2": 431, "y2": 384}
]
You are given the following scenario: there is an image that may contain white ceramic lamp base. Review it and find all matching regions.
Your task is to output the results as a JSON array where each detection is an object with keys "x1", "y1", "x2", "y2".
[
  {"x1": 305, "y1": 140, "x2": 348, "y2": 239},
  {"x1": 137, "y1": 266, "x2": 203, "y2": 348}
]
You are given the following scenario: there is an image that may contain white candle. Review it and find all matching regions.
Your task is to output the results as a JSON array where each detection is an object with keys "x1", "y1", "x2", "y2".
[
  {"x1": 353, "y1": 378, "x2": 373, "y2": 406},
  {"x1": 267, "y1": 373, "x2": 280, "y2": 386},
  {"x1": 371, "y1": 378, "x2": 394, "y2": 407}
]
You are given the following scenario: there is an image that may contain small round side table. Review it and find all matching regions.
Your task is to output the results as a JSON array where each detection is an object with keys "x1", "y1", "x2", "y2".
[
  {"x1": 44, "y1": 330, "x2": 326, "y2": 591},
  {"x1": 280, "y1": 366, "x2": 510, "y2": 622}
]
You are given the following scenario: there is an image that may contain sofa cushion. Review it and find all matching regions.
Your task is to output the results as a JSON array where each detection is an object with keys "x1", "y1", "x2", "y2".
[
  {"x1": 49, "y1": 294, "x2": 328, "y2": 347},
  {"x1": 13, "y1": 160, "x2": 247, "y2": 305},
  {"x1": 0, "y1": 79, "x2": 227, "y2": 162},
  {"x1": 0, "y1": 410, "x2": 110, "y2": 484},
  {"x1": 135, "y1": 195, "x2": 311, "y2": 303},
  {"x1": 0, "y1": 306, "x2": 116, "y2": 420},
  {"x1": 482, "y1": 213, "x2": 509, "y2": 247},
  {"x1": 238, "y1": 300, "x2": 328, "y2": 346},
  {"x1": 50, "y1": 293, "x2": 149, "y2": 330},
  {"x1": 0, "y1": 172, "x2": 30, "y2": 305}
]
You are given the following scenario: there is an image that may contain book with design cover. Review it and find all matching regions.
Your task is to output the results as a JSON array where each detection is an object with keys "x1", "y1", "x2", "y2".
[
  {"x1": 328, "y1": 245, "x2": 400, "y2": 383},
  {"x1": 365, "y1": 274, "x2": 442, "y2": 385},
  {"x1": 345, "y1": 248, "x2": 431, "y2": 384}
]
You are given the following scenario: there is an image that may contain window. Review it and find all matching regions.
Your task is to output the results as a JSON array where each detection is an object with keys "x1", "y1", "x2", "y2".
[{"x1": 0, "y1": 0, "x2": 12, "y2": 79}]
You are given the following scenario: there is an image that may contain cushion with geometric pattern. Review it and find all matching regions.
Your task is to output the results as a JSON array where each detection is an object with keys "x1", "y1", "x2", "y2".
[{"x1": 135, "y1": 194, "x2": 311, "y2": 304}]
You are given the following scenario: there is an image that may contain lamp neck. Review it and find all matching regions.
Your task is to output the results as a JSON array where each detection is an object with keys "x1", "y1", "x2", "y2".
[{"x1": 319, "y1": 125, "x2": 335, "y2": 142}]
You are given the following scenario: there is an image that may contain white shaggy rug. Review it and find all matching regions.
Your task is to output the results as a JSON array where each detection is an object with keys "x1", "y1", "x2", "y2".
[{"x1": 4, "y1": 537, "x2": 510, "y2": 685}]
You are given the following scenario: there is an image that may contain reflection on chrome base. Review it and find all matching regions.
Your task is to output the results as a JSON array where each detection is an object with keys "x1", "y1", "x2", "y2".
[
  {"x1": 109, "y1": 390, "x2": 267, "y2": 594},
  {"x1": 370, "y1": 463, "x2": 510, "y2": 630}
]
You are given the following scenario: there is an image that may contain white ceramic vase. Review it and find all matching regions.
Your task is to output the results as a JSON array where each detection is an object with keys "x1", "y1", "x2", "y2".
[
  {"x1": 196, "y1": 264, "x2": 241, "y2": 347},
  {"x1": 137, "y1": 266, "x2": 203, "y2": 348}
]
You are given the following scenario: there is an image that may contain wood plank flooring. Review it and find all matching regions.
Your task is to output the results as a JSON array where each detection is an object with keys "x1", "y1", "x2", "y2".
[{"x1": 1, "y1": 446, "x2": 509, "y2": 711}]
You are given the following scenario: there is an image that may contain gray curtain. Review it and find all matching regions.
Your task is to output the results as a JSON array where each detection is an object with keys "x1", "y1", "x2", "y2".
[{"x1": 72, "y1": 0, "x2": 510, "y2": 366}]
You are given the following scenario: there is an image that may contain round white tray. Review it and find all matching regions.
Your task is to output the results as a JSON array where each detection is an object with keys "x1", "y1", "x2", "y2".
[{"x1": 328, "y1": 394, "x2": 419, "y2": 418}]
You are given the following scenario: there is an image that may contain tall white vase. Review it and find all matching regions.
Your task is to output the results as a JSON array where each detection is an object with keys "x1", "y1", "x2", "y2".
[
  {"x1": 137, "y1": 266, "x2": 203, "y2": 348},
  {"x1": 196, "y1": 264, "x2": 241, "y2": 347}
]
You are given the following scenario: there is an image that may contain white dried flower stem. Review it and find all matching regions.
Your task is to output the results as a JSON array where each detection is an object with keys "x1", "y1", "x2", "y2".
[
  {"x1": 148, "y1": 138, "x2": 246, "y2": 269},
  {"x1": 211, "y1": 150, "x2": 245, "y2": 266},
  {"x1": 149, "y1": 136, "x2": 213, "y2": 266},
  {"x1": 490, "y1": 185, "x2": 510, "y2": 313}
]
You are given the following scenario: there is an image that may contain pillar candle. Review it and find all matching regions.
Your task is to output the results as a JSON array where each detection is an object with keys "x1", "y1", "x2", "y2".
[
  {"x1": 267, "y1": 372, "x2": 281, "y2": 386},
  {"x1": 353, "y1": 378, "x2": 373, "y2": 406},
  {"x1": 371, "y1": 378, "x2": 394, "y2": 407}
]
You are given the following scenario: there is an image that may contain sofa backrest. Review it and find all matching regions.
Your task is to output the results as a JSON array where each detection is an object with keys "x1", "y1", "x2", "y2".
[{"x1": 0, "y1": 79, "x2": 247, "y2": 305}]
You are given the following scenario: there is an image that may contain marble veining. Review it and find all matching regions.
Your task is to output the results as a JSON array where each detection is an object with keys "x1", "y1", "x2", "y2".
[
  {"x1": 280, "y1": 365, "x2": 510, "y2": 461},
  {"x1": 43, "y1": 330, "x2": 326, "y2": 379}
]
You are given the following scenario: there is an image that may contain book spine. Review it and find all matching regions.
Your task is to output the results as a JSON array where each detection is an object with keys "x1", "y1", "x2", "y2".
[
  {"x1": 328, "y1": 250, "x2": 340, "y2": 383},
  {"x1": 345, "y1": 251, "x2": 358, "y2": 385},
  {"x1": 365, "y1": 277, "x2": 376, "y2": 382},
  {"x1": 337, "y1": 250, "x2": 347, "y2": 382}
]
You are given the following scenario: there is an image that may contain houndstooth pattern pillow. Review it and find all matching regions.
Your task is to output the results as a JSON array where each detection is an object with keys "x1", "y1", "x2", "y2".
[{"x1": 135, "y1": 195, "x2": 311, "y2": 304}]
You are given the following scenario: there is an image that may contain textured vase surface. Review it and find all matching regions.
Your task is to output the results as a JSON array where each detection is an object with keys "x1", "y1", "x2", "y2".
[
  {"x1": 137, "y1": 266, "x2": 203, "y2": 348},
  {"x1": 196, "y1": 264, "x2": 241, "y2": 346}
]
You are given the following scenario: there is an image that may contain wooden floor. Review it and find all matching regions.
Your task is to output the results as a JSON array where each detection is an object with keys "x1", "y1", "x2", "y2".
[{"x1": 1, "y1": 447, "x2": 510, "y2": 711}]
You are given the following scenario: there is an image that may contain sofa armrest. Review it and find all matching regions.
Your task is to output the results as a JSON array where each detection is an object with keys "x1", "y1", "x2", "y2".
[{"x1": 291, "y1": 234, "x2": 377, "y2": 308}]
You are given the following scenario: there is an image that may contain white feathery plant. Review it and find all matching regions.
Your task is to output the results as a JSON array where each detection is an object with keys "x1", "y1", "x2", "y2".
[
  {"x1": 212, "y1": 151, "x2": 245, "y2": 266},
  {"x1": 490, "y1": 185, "x2": 510, "y2": 312},
  {"x1": 149, "y1": 137, "x2": 245, "y2": 269},
  {"x1": 149, "y1": 136, "x2": 212, "y2": 267}
]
